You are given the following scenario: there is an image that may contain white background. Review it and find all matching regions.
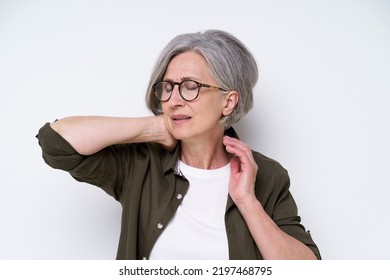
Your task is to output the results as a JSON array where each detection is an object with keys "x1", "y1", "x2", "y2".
[{"x1": 1, "y1": 0, "x2": 389, "y2": 260}]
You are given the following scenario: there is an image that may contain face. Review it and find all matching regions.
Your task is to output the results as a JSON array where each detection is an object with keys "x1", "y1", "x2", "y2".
[{"x1": 161, "y1": 52, "x2": 233, "y2": 143}]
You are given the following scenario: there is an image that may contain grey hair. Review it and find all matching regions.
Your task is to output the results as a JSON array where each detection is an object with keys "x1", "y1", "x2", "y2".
[{"x1": 145, "y1": 30, "x2": 258, "y2": 128}]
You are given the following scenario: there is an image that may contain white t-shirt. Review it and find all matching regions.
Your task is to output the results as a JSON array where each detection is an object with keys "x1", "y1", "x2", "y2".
[{"x1": 149, "y1": 160, "x2": 230, "y2": 260}]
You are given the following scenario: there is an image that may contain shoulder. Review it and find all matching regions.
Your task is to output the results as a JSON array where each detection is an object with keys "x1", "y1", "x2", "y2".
[
  {"x1": 252, "y1": 150, "x2": 289, "y2": 180},
  {"x1": 251, "y1": 150, "x2": 291, "y2": 203},
  {"x1": 104, "y1": 142, "x2": 167, "y2": 169},
  {"x1": 109, "y1": 142, "x2": 179, "y2": 172},
  {"x1": 225, "y1": 126, "x2": 290, "y2": 188}
]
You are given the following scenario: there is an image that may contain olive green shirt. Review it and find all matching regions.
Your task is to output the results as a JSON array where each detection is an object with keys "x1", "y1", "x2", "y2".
[{"x1": 37, "y1": 123, "x2": 321, "y2": 259}]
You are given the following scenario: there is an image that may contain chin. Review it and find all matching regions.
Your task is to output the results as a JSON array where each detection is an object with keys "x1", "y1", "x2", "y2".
[
  {"x1": 171, "y1": 132, "x2": 189, "y2": 141},
  {"x1": 170, "y1": 128, "x2": 194, "y2": 142}
]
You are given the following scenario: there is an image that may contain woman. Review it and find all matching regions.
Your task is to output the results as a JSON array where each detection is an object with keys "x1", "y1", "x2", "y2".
[{"x1": 37, "y1": 30, "x2": 320, "y2": 260}]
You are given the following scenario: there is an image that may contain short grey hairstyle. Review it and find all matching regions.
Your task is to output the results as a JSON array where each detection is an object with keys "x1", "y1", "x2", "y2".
[{"x1": 145, "y1": 30, "x2": 258, "y2": 128}]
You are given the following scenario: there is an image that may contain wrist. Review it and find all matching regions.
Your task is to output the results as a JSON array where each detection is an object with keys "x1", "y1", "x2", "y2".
[
  {"x1": 153, "y1": 115, "x2": 177, "y2": 150},
  {"x1": 152, "y1": 115, "x2": 168, "y2": 143},
  {"x1": 234, "y1": 194, "x2": 262, "y2": 214}
]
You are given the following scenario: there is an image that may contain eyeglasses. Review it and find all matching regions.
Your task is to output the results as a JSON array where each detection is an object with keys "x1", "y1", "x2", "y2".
[{"x1": 153, "y1": 79, "x2": 228, "y2": 102}]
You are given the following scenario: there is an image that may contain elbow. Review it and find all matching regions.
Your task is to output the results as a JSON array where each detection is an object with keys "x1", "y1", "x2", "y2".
[{"x1": 37, "y1": 122, "x2": 83, "y2": 170}]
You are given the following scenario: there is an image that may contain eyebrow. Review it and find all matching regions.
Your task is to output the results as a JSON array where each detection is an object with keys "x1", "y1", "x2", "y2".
[
  {"x1": 181, "y1": 76, "x2": 198, "y2": 81},
  {"x1": 163, "y1": 76, "x2": 200, "y2": 82}
]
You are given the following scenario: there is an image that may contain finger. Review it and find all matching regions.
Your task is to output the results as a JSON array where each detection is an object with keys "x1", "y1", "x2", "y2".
[
  {"x1": 227, "y1": 147, "x2": 256, "y2": 174},
  {"x1": 223, "y1": 136, "x2": 251, "y2": 153},
  {"x1": 224, "y1": 138, "x2": 258, "y2": 175},
  {"x1": 224, "y1": 137, "x2": 255, "y2": 164},
  {"x1": 230, "y1": 156, "x2": 241, "y2": 174}
]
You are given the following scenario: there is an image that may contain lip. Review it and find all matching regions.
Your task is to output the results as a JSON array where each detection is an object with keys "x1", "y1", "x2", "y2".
[{"x1": 171, "y1": 114, "x2": 192, "y2": 124}]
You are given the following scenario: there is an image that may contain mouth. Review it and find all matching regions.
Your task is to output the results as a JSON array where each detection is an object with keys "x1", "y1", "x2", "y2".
[{"x1": 172, "y1": 114, "x2": 192, "y2": 122}]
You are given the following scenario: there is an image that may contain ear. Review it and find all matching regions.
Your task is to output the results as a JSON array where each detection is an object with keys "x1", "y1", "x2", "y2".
[{"x1": 222, "y1": 91, "x2": 239, "y2": 116}]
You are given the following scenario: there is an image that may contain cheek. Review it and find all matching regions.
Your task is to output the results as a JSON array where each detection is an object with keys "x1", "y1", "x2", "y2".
[
  {"x1": 162, "y1": 111, "x2": 170, "y2": 125},
  {"x1": 199, "y1": 98, "x2": 224, "y2": 118},
  {"x1": 160, "y1": 102, "x2": 167, "y2": 113}
]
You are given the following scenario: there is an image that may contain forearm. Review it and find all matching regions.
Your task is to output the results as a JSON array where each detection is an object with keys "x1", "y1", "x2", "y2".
[
  {"x1": 236, "y1": 197, "x2": 317, "y2": 260},
  {"x1": 50, "y1": 115, "x2": 168, "y2": 155}
]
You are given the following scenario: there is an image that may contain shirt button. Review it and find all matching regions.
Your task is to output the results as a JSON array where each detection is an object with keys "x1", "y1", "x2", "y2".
[
  {"x1": 157, "y1": 223, "x2": 164, "y2": 229},
  {"x1": 176, "y1": 194, "x2": 183, "y2": 200}
]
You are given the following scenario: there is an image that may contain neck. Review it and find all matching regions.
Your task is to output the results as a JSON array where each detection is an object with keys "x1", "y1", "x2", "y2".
[{"x1": 180, "y1": 134, "x2": 230, "y2": 170}]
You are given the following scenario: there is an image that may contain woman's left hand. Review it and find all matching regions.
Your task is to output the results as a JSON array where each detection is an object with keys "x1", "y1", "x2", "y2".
[{"x1": 223, "y1": 136, "x2": 258, "y2": 206}]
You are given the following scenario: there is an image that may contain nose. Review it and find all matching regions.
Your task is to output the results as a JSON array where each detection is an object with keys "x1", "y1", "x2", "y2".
[{"x1": 168, "y1": 84, "x2": 185, "y2": 106}]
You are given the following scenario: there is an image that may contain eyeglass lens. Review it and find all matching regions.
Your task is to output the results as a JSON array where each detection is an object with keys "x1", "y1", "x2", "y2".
[{"x1": 155, "y1": 80, "x2": 199, "y2": 101}]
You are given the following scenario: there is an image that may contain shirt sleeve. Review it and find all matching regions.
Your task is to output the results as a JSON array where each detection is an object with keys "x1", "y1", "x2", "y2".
[
  {"x1": 254, "y1": 152, "x2": 322, "y2": 259},
  {"x1": 36, "y1": 122, "x2": 148, "y2": 201},
  {"x1": 273, "y1": 176, "x2": 321, "y2": 259}
]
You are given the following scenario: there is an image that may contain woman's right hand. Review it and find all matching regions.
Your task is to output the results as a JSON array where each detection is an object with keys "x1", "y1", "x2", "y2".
[{"x1": 156, "y1": 115, "x2": 177, "y2": 151}]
